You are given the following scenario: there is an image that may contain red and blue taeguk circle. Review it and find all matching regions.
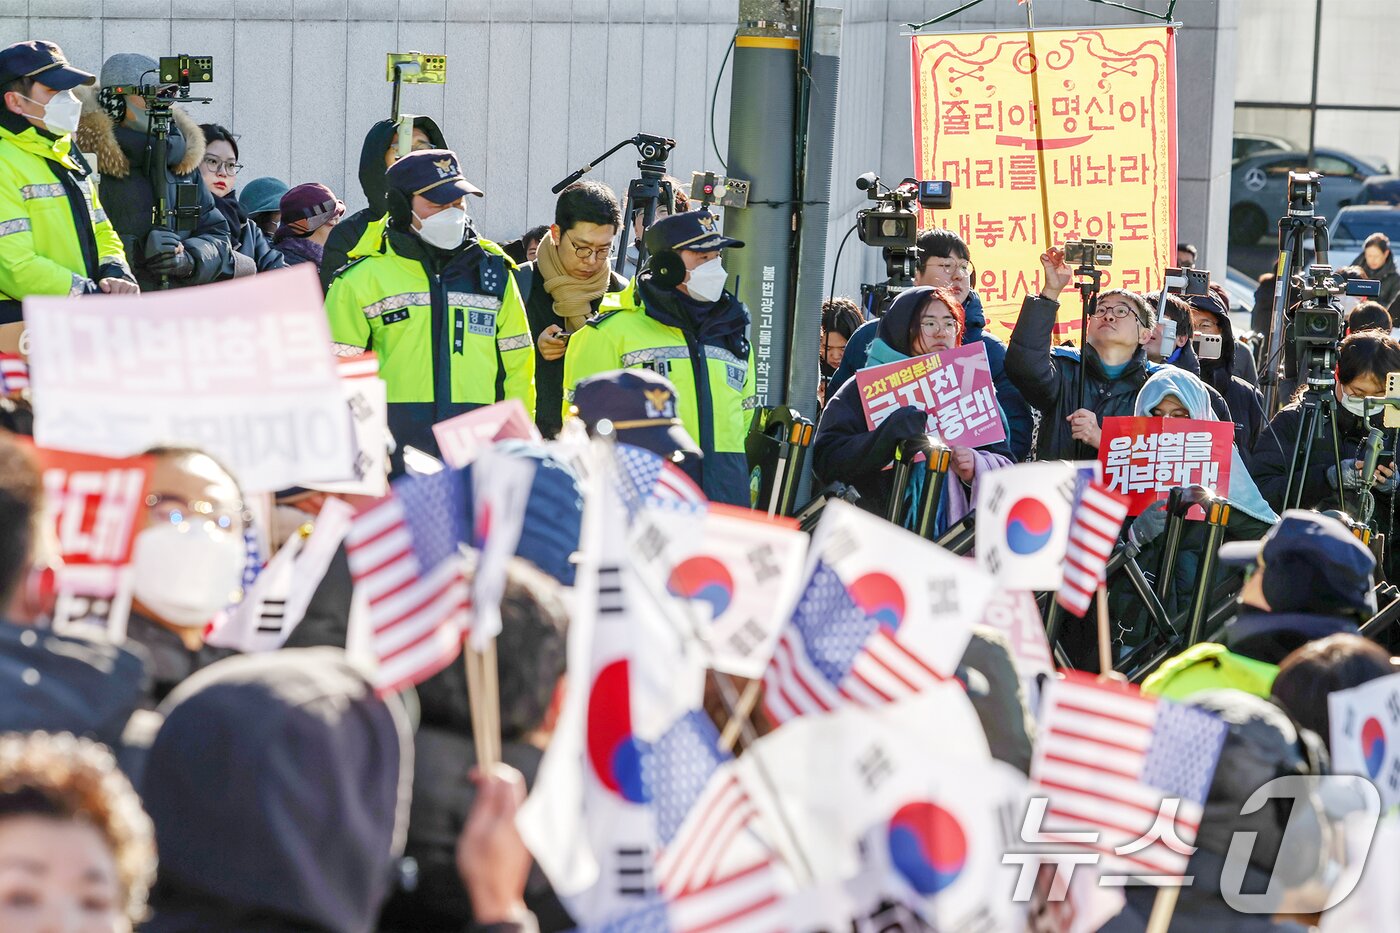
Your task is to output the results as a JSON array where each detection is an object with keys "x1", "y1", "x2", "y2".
[
  {"x1": 848, "y1": 571, "x2": 906, "y2": 631},
  {"x1": 1005, "y1": 498, "x2": 1054, "y2": 555},
  {"x1": 887, "y1": 801, "x2": 968, "y2": 896},
  {"x1": 1362, "y1": 717, "x2": 1387, "y2": 779},
  {"x1": 667, "y1": 556, "x2": 735, "y2": 619},
  {"x1": 586, "y1": 659, "x2": 650, "y2": 803}
]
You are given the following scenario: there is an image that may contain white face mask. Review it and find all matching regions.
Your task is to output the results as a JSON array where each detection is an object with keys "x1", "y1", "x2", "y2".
[
  {"x1": 685, "y1": 257, "x2": 728, "y2": 303},
  {"x1": 17, "y1": 89, "x2": 80, "y2": 136},
  {"x1": 413, "y1": 206, "x2": 467, "y2": 250},
  {"x1": 131, "y1": 522, "x2": 247, "y2": 628},
  {"x1": 1339, "y1": 388, "x2": 1371, "y2": 418}
]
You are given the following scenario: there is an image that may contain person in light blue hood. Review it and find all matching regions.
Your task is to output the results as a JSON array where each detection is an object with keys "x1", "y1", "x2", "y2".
[
  {"x1": 1117, "y1": 368, "x2": 1277, "y2": 641},
  {"x1": 1133, "y1": 367, "x2": 1278, "y2": 527}
]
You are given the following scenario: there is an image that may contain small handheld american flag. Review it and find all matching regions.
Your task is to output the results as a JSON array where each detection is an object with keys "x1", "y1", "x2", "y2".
[
  {"x1": 344, "y1": 467, "x2": 471, "y2": 696},
  {"x1": 1056, "y1": 477, "x2": 1129, "y2": 618},
  {"x1": 1030, "y1": 672, "x2": 1228, "y2": 882}
]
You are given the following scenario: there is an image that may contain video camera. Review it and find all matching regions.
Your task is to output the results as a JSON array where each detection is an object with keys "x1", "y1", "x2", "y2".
[
  {"x1": 855, "y1": 173, "x2": 951, "y2": 249},
  {"x1": 109, "y1": 55, "x2": 214, "y2": 243},
  {"x1": 1284, "y1": 263, "x2": 1382, "y2": 381},
  {"x1": 854, "y1": 173, "x2": 952, "y2": 312}
]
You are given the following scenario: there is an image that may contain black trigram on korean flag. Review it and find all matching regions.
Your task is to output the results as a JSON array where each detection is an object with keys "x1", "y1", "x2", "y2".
[
  {"x1": 614, "y1": 846, "x2": 654, "y2": 898},
  {"x1": 986, "y1": 484, "x2": 1006, "y2": 515},
  {"x1": 256, "y1": 598, "x2": 287, "y2": 635},
  {"x1": 598, "y1": 565, "x2": 624, "y2": 617}
]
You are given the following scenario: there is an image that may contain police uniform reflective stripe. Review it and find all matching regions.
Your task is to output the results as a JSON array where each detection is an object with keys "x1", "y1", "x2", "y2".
[
  {"x1": 362, "y1": 293, "x2": 432, "y2": 320},
  {"x1": 0, "y1": 120, "x2": 130, "y2": 306},
  {"x1": 20, "y1": 183, "x2": 65, "y2": 200}
]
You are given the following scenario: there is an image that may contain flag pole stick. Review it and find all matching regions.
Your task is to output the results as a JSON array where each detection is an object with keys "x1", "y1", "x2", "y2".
[
  {"x1": 464, "y1": 643, "x2": 502, "y2": 769},
  {"x1": 1145, "y1": 884, "x2": 1181, "y2": 933},
  {"x1": 718, "y1": 678, "x2": 762, "y2": 753},
  {"x1": 1096, "y1": 585, "x2": 1113, "y2": 676}
]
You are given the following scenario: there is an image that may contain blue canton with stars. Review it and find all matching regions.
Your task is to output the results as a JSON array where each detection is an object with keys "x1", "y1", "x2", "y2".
[
  {"x1": 791, "y1": 561, "x2": 878, "y2": 688},
  {"x1": 392, "y1": 467, "x2": 468, "y2": 569},
  {"x1": 1140, "y1": 700, "x2": 1229, "y2": 806},
  {"x1": 643, "y1": 710, "x2": 731, "y2": 846}
]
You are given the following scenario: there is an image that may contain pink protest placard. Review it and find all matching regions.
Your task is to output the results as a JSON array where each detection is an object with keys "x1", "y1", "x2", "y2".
[
  {"x1": 855, "y1": 341, "x2": 1005, "y2": 448},
  {"x1": 23, "y1": 265, "x2": 355, "y2": 493},
  {"x1": 1099, "y1": 417, "x2": 1233, "y2": 518},
  {"x1": 432, "y1": 398, "x2": 542, "y2": 468}
]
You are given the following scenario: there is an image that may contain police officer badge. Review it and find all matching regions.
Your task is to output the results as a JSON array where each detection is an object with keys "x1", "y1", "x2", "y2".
[{"x1": 644, "y1": 387, "x2": 676, "y2": 419}]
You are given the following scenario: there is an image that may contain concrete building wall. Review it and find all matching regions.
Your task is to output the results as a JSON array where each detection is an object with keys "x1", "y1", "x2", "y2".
[{"x1": 0, "y1": 0, "x2": 1238, "y2": 299}]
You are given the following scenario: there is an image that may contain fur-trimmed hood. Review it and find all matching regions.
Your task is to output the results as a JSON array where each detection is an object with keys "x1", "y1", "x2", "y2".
[{"x1": 73, "y1": 85, "x2": 205, "y2": 178}]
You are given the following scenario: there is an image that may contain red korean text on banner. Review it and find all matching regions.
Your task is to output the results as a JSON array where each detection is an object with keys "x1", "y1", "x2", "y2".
[
  {"x1": 33, "y1": 448, "x2": 154, "y2": 566},
  {"x1": 1098, "y1": 417, "x2": 1232, "y2": 518},
  {"x1": 855, "y1": 342, "x2": 1006, "y2": 453}
]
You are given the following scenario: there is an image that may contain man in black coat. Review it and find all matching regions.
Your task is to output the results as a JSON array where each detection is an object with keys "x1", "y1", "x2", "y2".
[{"x1": 1006, "y1": 247, "x2": 1161, "y2": 460}]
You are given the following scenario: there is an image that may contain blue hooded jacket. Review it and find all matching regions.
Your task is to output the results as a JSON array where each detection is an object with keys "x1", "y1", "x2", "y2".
[{"x1": 828, "y1": 291, "x2": 1032, "y2": 460}]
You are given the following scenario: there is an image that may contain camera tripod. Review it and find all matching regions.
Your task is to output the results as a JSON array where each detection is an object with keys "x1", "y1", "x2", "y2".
[
  {"x1": 137, "y1": 66, "x2": 210, "y2": 289},
  {"x1": 858, "y1": 248, "x2": 918, "y2": 317},
  {"x1": 1260, "y1": 190, "x2": 1331, "y2": 415},
  {"x1": 551, "y1": 134, "x2": 676, "y2": 276},
  {"x1": 1282, "y1": 348, "x2": 1348, "y2": 515}
]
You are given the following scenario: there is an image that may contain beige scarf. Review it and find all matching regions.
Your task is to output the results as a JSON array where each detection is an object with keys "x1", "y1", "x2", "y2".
[{"x1": 536, "y1": 230, "x2": 611, "y2": 333}]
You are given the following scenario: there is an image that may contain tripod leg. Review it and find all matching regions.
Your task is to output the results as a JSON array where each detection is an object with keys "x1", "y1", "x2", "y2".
[
  {"x1": 1328, "y1": 397, "x2": 1347, "y2": 515},
  {"x1": 1285, "y1": 402, "x2": 1312, "y2": 510}
]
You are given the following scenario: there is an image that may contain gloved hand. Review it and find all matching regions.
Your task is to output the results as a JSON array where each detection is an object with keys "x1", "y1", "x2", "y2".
[
  {"x1": 884, "y1": 405, "x2": 929, "y2": 441},
  {"x1": 1129, "y1": 499, "x2": 1168, "y2": 546},
  {"x1": 145, "y1": 228, "x2": 193, "y2": 278},
  {"x1": 1327, "y1": 462, "x2": 1367, "y2": 491}
]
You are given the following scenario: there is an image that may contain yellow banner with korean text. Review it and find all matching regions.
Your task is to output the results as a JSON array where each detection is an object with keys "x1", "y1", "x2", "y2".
[{"x1": 911, "y1": 27, "x2": 1177, "y2": 339}]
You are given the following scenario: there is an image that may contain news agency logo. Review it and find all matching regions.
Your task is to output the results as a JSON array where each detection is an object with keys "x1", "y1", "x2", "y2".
[{"x1": 1004, "y1": 776, "x2": 1384, "y2": 913}]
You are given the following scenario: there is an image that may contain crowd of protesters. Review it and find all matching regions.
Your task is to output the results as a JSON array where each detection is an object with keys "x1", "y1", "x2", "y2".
[{"x1": 6, "y1": 34, "x2": 1400, "y2": 933}]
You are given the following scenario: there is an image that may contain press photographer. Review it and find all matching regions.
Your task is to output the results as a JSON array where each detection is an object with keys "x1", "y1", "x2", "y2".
[
  {"x1": 75, "y1": 53, "x2": 230, "y2": 291},
  {"x1": 1252, "y1": 330, "x2": 1400, "y2": 578},
  {"x1": 0, "y1": 40, "x2": 137, "y2": 350}
]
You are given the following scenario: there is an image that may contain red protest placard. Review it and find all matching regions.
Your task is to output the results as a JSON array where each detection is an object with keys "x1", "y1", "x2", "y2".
[
  {"x1": 32, "y1": 448, "x2": 154, "y2": 565},
  {"x1": 1098, "y1": 417, "x2": 1232, "y2": 518},
  {"x1": 855, "y1": 341, "x2": 1006, "y2": 449}
]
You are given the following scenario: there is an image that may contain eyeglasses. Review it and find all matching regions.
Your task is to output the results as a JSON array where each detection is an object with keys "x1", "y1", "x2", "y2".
[
  {"x1": 1088, "y1": 304, "x2": 1140, "y2": 321},
  {"x1": 201, "y1": 156, "x2": 243, "y2": 176},
  {"x1": 919, "y1": 318, "x2": 960, "y2": 334},
  {"x1": 924, "y1": 259, "x2": 973, "y2": 279},
  {"x1": 564, "y1": 231, "x2": 613, "y2": 262},
  {"x1": 145, "y1": 493, "x2": 247, "y2": 535}
]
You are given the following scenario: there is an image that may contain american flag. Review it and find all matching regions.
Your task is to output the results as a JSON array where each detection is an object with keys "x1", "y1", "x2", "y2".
[
  {"x1": 614, "y1": 443, "x2": 705, "y2": 517},
  {"x1": 648, "y1": 710, "x2": 761, "y2": 896},
  {"x1": 0, "y1": 354, "x2": 28, "y2": 392},
  {"x1": 1030, "y1": 673, "x2": 1228, "y2": 881},
  {"x1": 762, "y1": 561, "x2": 947, "y2": 726},
  {"x1": 1056, "y1": 478, "x2": 1129, "y2": 617},
  {"x1": 344, "y1": 468, "x2": 471, "y2": 695}
]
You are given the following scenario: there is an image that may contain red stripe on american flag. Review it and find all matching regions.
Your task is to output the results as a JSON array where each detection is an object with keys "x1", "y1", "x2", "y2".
[
  {"x1": 377, "y1": 595, "x2": 468, "y2": 664},
  {"x1": 372, "y1": 573, "x2": 464, "y2": 634}
]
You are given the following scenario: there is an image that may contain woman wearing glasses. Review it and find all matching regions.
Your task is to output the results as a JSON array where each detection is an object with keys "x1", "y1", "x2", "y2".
[
  {"x1": 75, "y1": 53, "x2": 232, "y2": 291},
  {"x1": 813, "y1": 285, "x2": 1013, "y2": 528},
  {"x1": 197, "y1": 124, "x2": 285, "y2": 280}
]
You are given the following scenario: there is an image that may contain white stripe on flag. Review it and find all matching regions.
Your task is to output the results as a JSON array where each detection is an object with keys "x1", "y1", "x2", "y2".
[{"x1": 670, "y1": 859, "x2": 784, "y2": 933}]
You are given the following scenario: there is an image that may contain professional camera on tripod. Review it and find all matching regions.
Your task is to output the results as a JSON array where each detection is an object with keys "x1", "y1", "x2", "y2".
[{"x1": 853, "y1": 172, "x2": 952, "y2": 315}]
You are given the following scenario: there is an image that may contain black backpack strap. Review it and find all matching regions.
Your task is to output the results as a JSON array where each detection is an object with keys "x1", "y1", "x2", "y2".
[{"x1": 511, "y1": 262, "x2": 536, "y2": 305}]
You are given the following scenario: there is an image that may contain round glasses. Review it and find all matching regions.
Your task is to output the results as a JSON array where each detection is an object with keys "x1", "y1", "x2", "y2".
[
  {"x1": 925, "y1": 259, "x2": 973, "y2": 279},
  {"x1": 564, "y1": 232, "x2": 613, "y2": 262},
  {"x1": 919, "y1": 317, "x2": 960, "y2": 334},
  {"x1": 202, "y1": 156, "x2": 244, "y2": 176},
  {"x1": 1088, "y1": 304, "x2": 1139, "y2": 321}
]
